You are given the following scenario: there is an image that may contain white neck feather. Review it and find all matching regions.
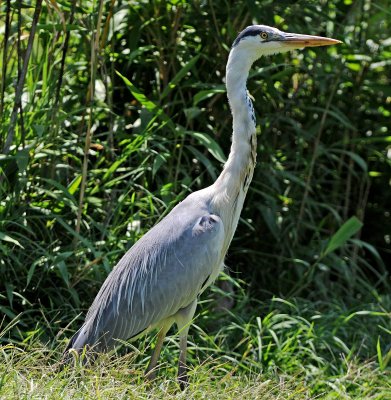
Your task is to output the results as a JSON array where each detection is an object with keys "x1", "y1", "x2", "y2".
[
  {"x1": 209, "y1": 46, "x2": 259, "y2": 251},
  {"x1": 212, "y1": 47, "x2": 258, "y2": 202}
]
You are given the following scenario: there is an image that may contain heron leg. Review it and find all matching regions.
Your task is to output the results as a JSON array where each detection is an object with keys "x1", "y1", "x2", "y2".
[
  {"x1": 145, "y1": 318, "x2": 173, "y2": 381},
  {"x1": 175, "y1": 300, "x2": 197, "y2": 390}
]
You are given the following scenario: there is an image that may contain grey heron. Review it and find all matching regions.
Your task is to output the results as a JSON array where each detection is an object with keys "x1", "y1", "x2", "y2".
[{"x1": 64, "y1": 25, "x2": 340, "y2": 387}]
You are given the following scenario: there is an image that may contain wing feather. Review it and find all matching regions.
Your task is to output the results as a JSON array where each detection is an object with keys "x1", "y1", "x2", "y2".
[{"x1": 67, "y1": 195, "x2": 224, "y2": 352}]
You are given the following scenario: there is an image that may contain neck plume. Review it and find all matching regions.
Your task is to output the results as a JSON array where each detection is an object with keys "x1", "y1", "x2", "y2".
[{"x1": 210, "y1": 47, "x2": 258, "y2": 250}]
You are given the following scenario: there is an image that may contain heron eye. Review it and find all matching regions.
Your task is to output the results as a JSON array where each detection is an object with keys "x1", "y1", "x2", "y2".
[{"x1": 260, "y1": 32, "x2": 268, "y2": 39}]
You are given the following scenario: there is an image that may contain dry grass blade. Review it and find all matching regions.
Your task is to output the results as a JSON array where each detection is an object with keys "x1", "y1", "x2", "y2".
[
  {"x1": 75, "y1": 0, "x2": 105, "y2": 236},
  {"x1": 54, "y1": 0, "x2": 78, "y2": 108},
  {"x1": 3, "y1": 0, "x2": 43, "y2": 154},
  {"x1": 0, "y1": 0, "x2": 11, "y2": 123}
]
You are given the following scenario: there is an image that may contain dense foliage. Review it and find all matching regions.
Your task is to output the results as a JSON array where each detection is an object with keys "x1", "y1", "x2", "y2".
[{"x1": 0, "y1": 0, "x2": 390, "y2": 396}]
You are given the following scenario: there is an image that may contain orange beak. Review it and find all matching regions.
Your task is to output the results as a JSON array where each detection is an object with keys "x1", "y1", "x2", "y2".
[{"x1": 280, "y1": 32, "x2": 342, "y2": 47}]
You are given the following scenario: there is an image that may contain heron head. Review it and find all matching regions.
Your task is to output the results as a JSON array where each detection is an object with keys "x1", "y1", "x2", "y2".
[{"x1": 232, "y1": 25, "x2": 341, "y2": 58}]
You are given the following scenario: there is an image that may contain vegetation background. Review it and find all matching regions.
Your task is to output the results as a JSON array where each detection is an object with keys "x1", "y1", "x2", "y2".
[{"x1": 0, "y1": 0, "x2": 390, "y2": 398}]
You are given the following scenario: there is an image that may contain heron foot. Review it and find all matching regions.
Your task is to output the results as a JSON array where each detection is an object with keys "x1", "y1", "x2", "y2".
[
  {"x1": 178, "y1": 362, "x2": 189, "y2": 390},
  {"x1": 145, "y1": 368, "x2": 157, "y2": 382},
  {"x1": 178, "y1": 373, "x2": 188, "y2": 391}
]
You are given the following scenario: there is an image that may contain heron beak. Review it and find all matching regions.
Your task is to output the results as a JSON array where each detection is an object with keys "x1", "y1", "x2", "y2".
[{"x1": 280, "y1": 32, "x2": 342, "y2": 48}]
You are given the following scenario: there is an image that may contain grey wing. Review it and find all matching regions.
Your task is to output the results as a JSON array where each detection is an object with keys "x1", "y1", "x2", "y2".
[{"x1": 67, "y1": 205, "x2": 224, "y2": 352}]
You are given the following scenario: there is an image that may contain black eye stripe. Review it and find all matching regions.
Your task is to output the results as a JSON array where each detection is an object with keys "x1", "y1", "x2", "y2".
[{"x1": 232, "y1": 25, "x2": 274, "y2": 47}]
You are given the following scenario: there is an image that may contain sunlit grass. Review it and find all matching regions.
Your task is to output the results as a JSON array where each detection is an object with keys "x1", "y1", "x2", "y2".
[
  {"x1": 0, "y1": 342, "x2": 389, "y2": 399},
  {"x1": 1, "y1": 296, "x2": 390, "y2": 399}
]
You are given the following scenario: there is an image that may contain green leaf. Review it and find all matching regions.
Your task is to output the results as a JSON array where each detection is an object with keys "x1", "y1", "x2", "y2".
[
  {"x1": 258, "y1": 204, "x2": 279, "y2": 240},
  {"x1": 67, "y1": 175, "x2": 82, "y2": 196},
  {"x1": 184, "y1": 107, "x2": 202, "y2": 121},
  {"x1": 331, "y1": 149, "x2": 368, "y2": 172},
  {"x1": 57, "y1": 260, "x2": 70, "y2": 287},
  {"x1": 26, "y1": 260, "x2": 39, "y2": 288},
  {"x1": 0, "y1": 306, "x2": 17, "y2": 320},
  {"x1": 36, "y1": 23, "x2": 87, "y2": 32},
  {"x1": 5, "y1": 283, "x2": 14, "y2": 307},
  {"x1": 116, "y1": 71, "x2": 176, "y2": 132},
  {"x1": 160, "y1": 55, "x2": 200, "y2": 100},
  {"x1": 350, "y1": 238, "x2": 384, "y2": 265},
  {"x1": 152, "y1": 153, "x2": 167, "y2": 177},
  {"x1": 369, "y1": 171, "x2": 382, "y2": 177},
  {"x1": 324, "y1": 216, "x2": 363, "y2": 256},
  {"x1": 346, "y1": 62, "x2": 361, "y2": 71},
  {"x1": 187, "y1": 145, "x2": 218, "y2": 180},
  {"x1": 348, "y1": 152, "x2": 368, "y2": 172},
  {"x1": 187, "y1": 131, "x2": 226, "y2": 163},
  {"x1": 377, "y1": 337, "x2": 384, "y2": 371},
  {"x1": 307, "y1": 106, "x2": 356, "y2": 130},
  {"x1": 0, "y1": 232, "x2": 24, "y2": 248},
  {"x1": 15, "y1": 148, "x2": 29, "y2": 173},
  {"x1": 193, "y1": 87, "x2": 225, "y2": 106}
]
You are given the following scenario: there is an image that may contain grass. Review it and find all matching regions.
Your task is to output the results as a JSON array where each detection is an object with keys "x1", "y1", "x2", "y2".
[
  {"x1": 1, "y1": 352, "x2": 387, "y2": 400},
  {"x1": 1, "y1": 295, "x2": 390, "y2": 399},
  {"x1": 0, "y1": 352, "x2": 311, "y2": 399}
]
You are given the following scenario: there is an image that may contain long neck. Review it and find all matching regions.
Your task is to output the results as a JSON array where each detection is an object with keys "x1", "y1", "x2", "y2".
[
  {"x1": 211, "y1": 48, "x2": 257, "y2": 209},
  {"x1": 210, "y1": 48, "x2": 258, "y2": 250}
]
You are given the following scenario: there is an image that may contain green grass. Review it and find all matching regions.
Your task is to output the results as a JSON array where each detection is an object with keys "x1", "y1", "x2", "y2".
[
  {"x1": 1, "y1": 350, "x2": 388, "y2": 400},
  {"x1": 1, "y1": 295, "x2": 390, "y2": 399}
]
